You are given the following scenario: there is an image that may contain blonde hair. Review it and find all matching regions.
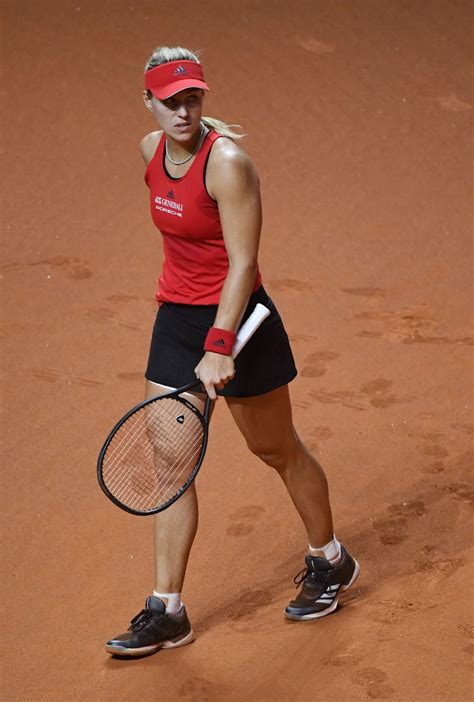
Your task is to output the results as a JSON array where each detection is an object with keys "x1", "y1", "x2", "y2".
[{"x1": 145, "y1": 46, "x2": 245, "y2": 140}]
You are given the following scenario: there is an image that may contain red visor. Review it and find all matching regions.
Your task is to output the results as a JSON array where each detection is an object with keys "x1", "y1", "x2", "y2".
[{"x1": 144, "y1": 60, "x2": 210, "y2": 100}]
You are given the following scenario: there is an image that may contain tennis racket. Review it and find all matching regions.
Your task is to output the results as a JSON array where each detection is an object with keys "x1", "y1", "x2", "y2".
[{"x1": 97, "y1": 303, "x2": 270, "y2": 516}]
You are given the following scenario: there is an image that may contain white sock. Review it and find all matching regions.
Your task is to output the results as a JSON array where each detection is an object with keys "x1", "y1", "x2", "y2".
[
  {"x1": 309, "y1": 536, "x2": 341, "y2": 563},
  {"x1": 153, "y1": 590, "x2": 182, "y2": 614}
]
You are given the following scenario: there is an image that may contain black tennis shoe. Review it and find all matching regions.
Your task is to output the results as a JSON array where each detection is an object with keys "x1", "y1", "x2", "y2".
[
  {"x1": 285, "y1": 544, "x2": 360, "y2": 620},
  {"x1": 105, "y1": 596, "x2": 194, "y2": 656}
]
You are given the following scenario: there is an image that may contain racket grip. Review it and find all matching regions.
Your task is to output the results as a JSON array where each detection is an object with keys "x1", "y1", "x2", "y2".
[{"x1": 232, "y1": 303, "x2": 271, "y2": 359}]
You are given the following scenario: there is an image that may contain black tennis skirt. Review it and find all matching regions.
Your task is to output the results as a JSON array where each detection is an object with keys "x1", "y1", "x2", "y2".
[{"x1": 145, "y1": 285, "x2": 297, "y2": 397}]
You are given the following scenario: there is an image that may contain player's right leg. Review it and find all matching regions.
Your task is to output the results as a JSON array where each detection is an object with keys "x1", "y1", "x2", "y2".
[{"x1": 104, "y1": 381, "x2": 204, "y2": 657}]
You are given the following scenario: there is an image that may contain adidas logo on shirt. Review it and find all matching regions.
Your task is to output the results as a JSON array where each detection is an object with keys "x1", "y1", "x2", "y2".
[{"x1": 167, "y1": 190, "x2": 174, "y2": 199}]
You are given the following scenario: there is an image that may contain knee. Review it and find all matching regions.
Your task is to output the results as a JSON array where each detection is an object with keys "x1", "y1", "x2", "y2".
[{"x1": 247, "y1": 432, "x2": 302, "y2": 473}]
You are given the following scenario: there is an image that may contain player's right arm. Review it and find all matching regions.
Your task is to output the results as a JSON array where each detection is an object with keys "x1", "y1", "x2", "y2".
[{"x1": 139, "y1": 130, "x2": 163, "y2": 165}]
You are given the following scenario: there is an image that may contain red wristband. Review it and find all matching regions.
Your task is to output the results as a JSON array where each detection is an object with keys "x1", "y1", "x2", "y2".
[{"x1": 204, "y1": 327, "x2": 236, "y2": 356}]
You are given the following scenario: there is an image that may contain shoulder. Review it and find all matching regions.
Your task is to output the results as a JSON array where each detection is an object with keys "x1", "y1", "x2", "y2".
[
  {"x1": 140, "y1": 130, "x2": 163, "y2": 165},
  {"x1": 207, "y1": 136, "x2": 260, "y2": 199}
]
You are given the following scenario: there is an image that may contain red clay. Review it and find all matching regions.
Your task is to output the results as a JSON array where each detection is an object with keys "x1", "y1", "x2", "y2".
[{"x1": 2, "y1": 1, "x2": 472, "y2": 700}]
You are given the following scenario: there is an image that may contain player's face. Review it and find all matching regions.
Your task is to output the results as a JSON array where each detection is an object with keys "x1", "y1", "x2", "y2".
[{"x1": 148, "y1": 89, "x2": 204, "y2": 141}]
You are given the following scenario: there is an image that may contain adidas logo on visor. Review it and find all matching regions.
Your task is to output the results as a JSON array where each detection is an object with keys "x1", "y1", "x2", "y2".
[{"x1": 174, "y1": 65, "x2": 188, "y2": 75}]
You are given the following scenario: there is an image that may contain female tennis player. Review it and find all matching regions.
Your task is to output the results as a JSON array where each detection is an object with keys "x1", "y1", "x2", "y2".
[{"x1": 105, "y1": 46, "x2": 359, "y2": 656}]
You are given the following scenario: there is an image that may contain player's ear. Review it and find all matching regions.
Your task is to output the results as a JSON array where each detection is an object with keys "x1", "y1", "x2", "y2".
[{"x1": 143, "y1": 90, "x2": 154, "y2": 112}]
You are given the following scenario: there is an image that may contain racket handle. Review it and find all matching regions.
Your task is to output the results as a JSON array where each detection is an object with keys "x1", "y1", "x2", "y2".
[{"x1": 232, "y1": 303, "x2": 271, "y2": 359}]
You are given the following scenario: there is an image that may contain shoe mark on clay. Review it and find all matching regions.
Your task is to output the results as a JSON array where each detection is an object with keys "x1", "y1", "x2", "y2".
[
  {"x1": 451, "y1": 422, "x2": 474, "y2": 435},
  {"x1": 341, "y1": 287, "x2": 385, "y2": 298},
  {"x1": 350, "y1": 667, "x2": 394, "y2": 700},
  {"x1": 372, "y1": 516, "x2": 408, "y2": 546},
  {"x1": 354, "y1": 305, "x2": 436, "y2": 341},
  {"x1": 288, "y1": 333, "x2": 319, "y2": 343},
  {"x1": 32, "y1": 368, "x2": 103, "y2": 387},
  {"x1": 309, "y1": 388, "x2": 368, "y2": 411},
  {"x1": 0, "y1": 320, "x2": 24, "y2": 339},
  {"x1": 357, "y1": 331, "x2": 385, "y2": 339},
  {"x1": 84, "y1": 307, "x2": 141, "y2": 331},
  {"x1": 177, "y1": 676, "x2": 213, "y2": 701},
  {"x1": 292, "y1": 396, "x2": 313, "y2": 410},
  {"x1": 422, "y1": 444, "x2": 449, "y2": 459},
  {"x1": 360, "y1": 378, "x2": 415, "y2": 408},
  {"x1": 463, "y1": 642, "x2": 474, "y2": 657},
  {"x1": 444, "y1": 482, "x2": 474, "y2": 505},
  {"x1": 197, "y1": 588, "x2": 275, "y2": 632},
  {"x1": 356, "y1": 329, "x2": 384, "y2": 339},
  {"x1": 452, "y1": 449, "x2": 474, "y2": 474},
  {"x1": 1, "y1": 255, "x2": 92, "y2": 280},
  {"x1": 226, "y1": 505, "x2": 266, "y2": 537},
  {"x1": 372, "y1": 499, "x2": 426, "y2": 546},
  {"x1": 403, "y1": 331, "x2": 474, "y2": 347},
  {"x1": 367, "y1": 598, "x2": 429, "y2": 627},
  {"x1": 106, "y1": 294, "x2": 140, "y2": 304},
  {"x1": 313, "y1": 426, "x2": 334, "y2": 440},
  {"x1": 340, "y1": 586, "x2": 364, "y2": 608},
  {"x1": 452, "y1": 452, "x2": 474, "y2": 500},
  {"x1": 420, "y1": 448, "x2": 474, "y2": 501},
  {"x1": 353, "y1": 305, "x2": 473, "y2": 345},
  {"x1": 322, "y1": 652, "x2": 394, "y2": 699},
  {"x1": 411, "y1": 431, "x2": 445, "y2": 442},
  {"x1": 266, "y1": 278, "x2": 315, "y2": 296},
  {"x1": 32, "y1": 368, "x2": 60, "y2": 383},
  {"x1": 436, "y1": 94, "x2": 472, "y2": 112},
  {"x1": 423, "y1": 460, "x2": 446, "y2": 475},
  {"x1": 322, "y1": 650, "x2": 363, "y2": 669},
  {"x1": 306, "y1": 425, "x2": 334, "y2": 454},
  {"x1": 458, "y1": 623, "x2": 473, "y2": 640},
  {"x1": 116, "y1": 372, "x2": 144, "y2": 382},
  {"x1": 300, "y1": 350, "x2": 340, "y2": 378},
  {"x1": 296, "y1": 37, "x2": 335, "y2": 55},
  {"x1": 388, "y1": 499, "x2": 426, "y2": 518},
  {"x1": 194, "y1": 579, "x2": 277, "y2": 634},
  {"x1": 227, "y1": 587, "x2": 274, "y2": 621},
  {"x1": 307, "y1": 426, "x2": 334, "y2": 451},
  {"x1": 411, "y1": 544, "x2": 464, "y2": 579},
  {"x1": 309, "y1": 377, "x2": 415, "y2": 412},
  {"x1": 413, "y1": 437, "x2": 448, "y2": 474},
  {"x1": 421, "y1": 446, "x2": 472, "y2": 481}
]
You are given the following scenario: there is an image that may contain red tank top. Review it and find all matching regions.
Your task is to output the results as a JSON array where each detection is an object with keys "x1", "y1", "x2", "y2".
[{"x1": 144, "y1": 130, "x2": 262, "y2": 305}]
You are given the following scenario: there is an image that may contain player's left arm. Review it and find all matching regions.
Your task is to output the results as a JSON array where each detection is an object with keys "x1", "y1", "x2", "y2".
[
  {"x1": 207, "y1": 138, "x2": 263, "y2": 332},
  {"x1": 194, "y1": 139, "x2": 262, "y2": 398}
]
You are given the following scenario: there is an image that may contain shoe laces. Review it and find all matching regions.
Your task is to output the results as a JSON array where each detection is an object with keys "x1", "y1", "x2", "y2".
[
  {"x1": 129, "y1": 608, "x2": 160, "y2": 632},
  {"x1": 293, "y1": 558, "x2": 329, "y2": 588}
]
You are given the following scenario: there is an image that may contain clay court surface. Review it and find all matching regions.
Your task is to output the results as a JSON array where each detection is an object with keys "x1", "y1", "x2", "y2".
[{"x1": 2, "y1": 1, "x2": 473, "y2": 699}]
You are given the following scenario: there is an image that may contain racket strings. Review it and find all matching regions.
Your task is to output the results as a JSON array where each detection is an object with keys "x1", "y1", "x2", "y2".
[
  {"x1": 101, "y1": 397, "x2": 205, "y2": 512},
  {"x1": 104, "y1": 407, "x2": 203, "y2": 510},
  {"x1": 105, "y1": 401, "x2": 202, "y2": 485},
  {"x1": 105, "y1": 407, "x2": 200, "y2": 490},
  {"x1": 107, "y1": 429, "x2": 202, "y2": 507},
  {"x1": 113, "y1": 427, "x2": 204, "y2": 508}
]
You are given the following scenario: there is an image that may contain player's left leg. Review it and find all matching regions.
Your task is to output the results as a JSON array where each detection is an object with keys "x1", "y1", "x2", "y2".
[
  {"x1": 226, "y1": 384, "x2": 333, "y2": 545},
  {"x1": 225, "y1": 384, "x2": 359, "y2": 620}
]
